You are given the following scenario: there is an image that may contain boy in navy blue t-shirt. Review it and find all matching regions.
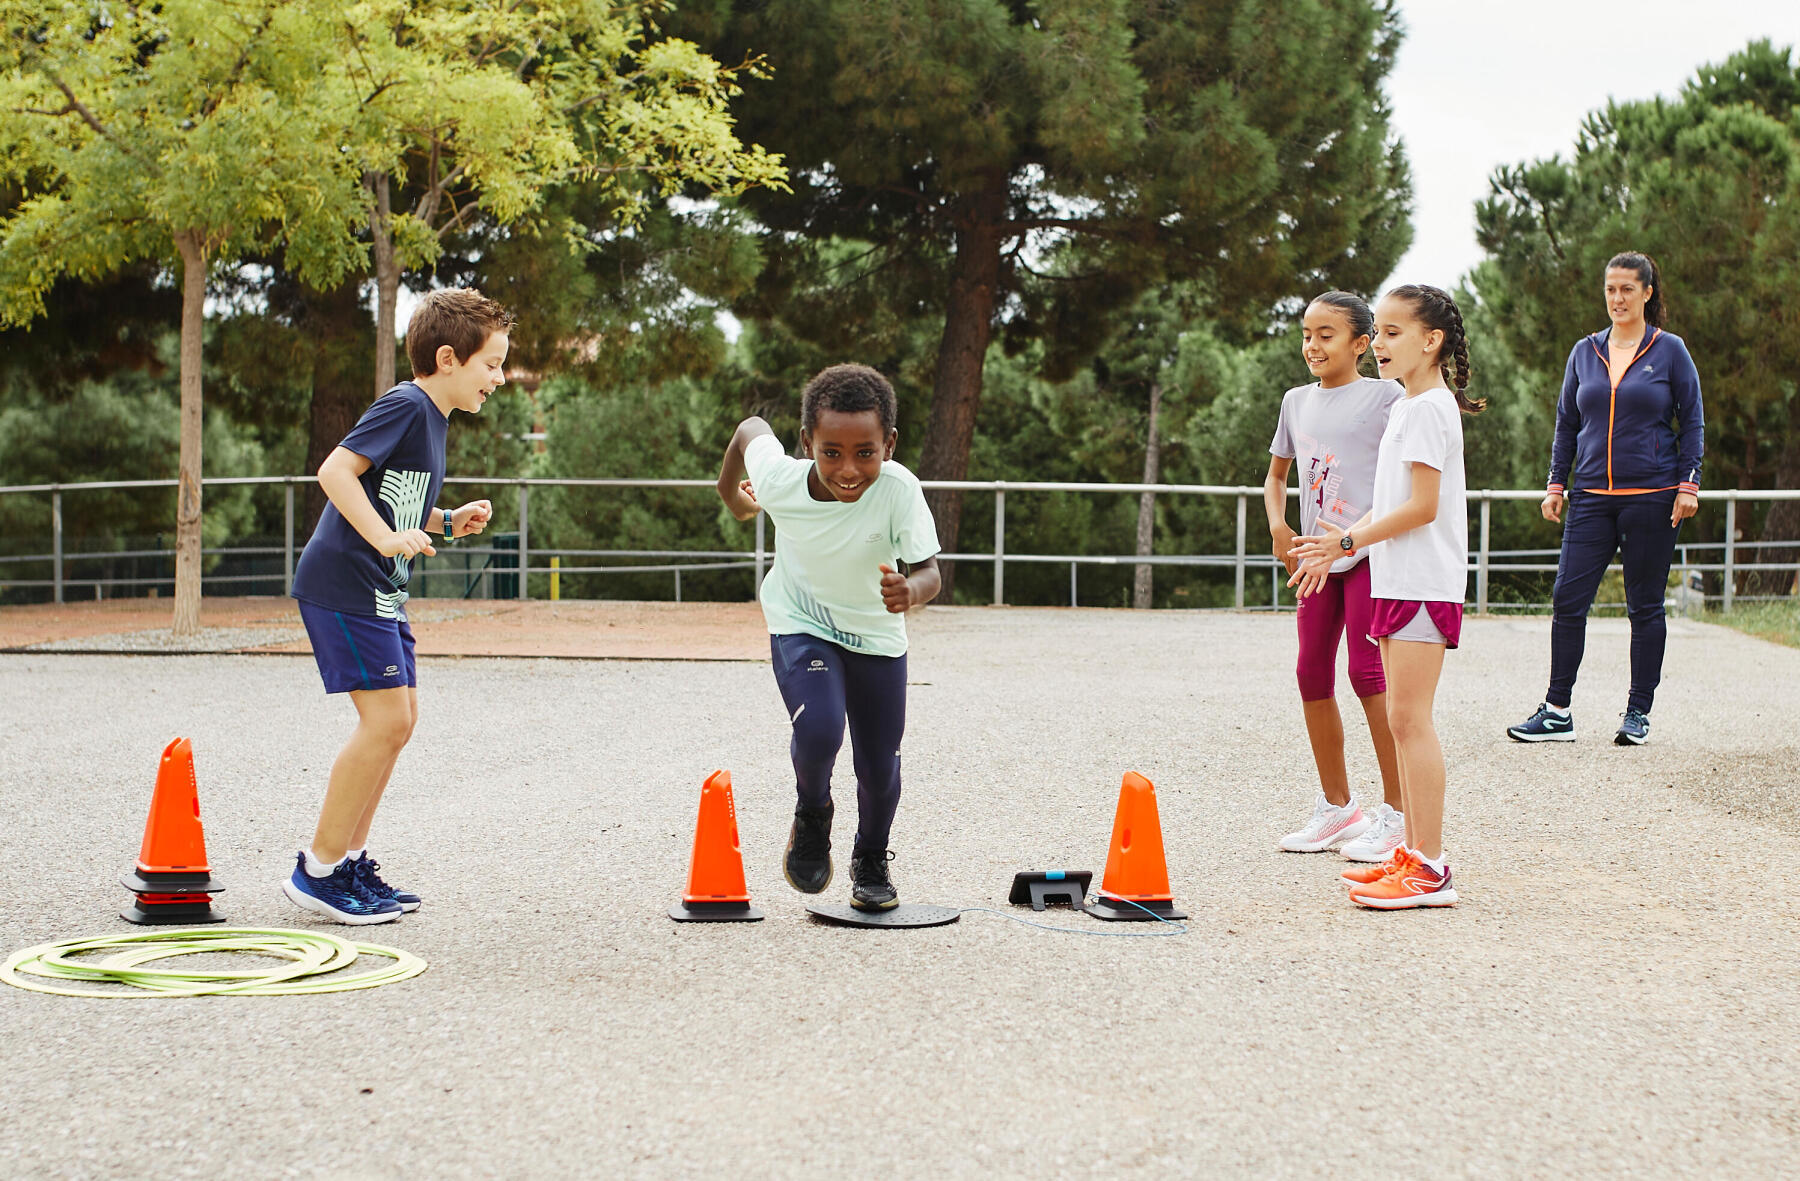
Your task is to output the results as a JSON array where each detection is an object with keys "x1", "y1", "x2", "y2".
[{"x1": 283, "y1": 288, "x2": 513, "y2": 924}]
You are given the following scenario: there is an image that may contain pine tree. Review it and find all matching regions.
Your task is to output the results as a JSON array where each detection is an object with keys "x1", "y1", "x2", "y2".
[{"x1": 676, "y1": 0, "x2": 1412, "y2": 591}]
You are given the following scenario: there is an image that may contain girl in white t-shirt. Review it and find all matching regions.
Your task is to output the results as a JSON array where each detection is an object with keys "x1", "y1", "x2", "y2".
[
  {"x1": 1290, "y1": 285, "x2": 1484, "y2": 910},
  {"x1": 1264, "y1": 292, "x2": 1404, "y2": 862}
]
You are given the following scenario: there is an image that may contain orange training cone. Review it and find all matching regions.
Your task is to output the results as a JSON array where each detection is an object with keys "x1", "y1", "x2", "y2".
[
  {"x1": 120, "y1": 738, "x2": 225, "y2": 925},
  {"x1": 668, "y1": 770, "x2": 763, "y2": 923},
  {"x1": 1088, "y1": 771, "x2": 1187, "y2": 922}
]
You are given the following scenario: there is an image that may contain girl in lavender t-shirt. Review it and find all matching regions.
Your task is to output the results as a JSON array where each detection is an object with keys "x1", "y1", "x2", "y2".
[{"x1": 1264, "y1": 292, "x2": 1405, "y2": 863}]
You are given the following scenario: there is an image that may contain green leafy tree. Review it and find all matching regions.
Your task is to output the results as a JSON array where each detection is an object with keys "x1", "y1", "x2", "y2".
[
  {"x1": 340, "y1": 0, "x2": 788, "y2": 394},
  {"x1": 1475, "y1": 40, "x2": 1800, "y2": 592},
  {"x1": 676, "y1": 0, "x2": 1411, "y2": 591},
  {"x1": 0, "y1": 0, "x2": 370, "y2": 630}
]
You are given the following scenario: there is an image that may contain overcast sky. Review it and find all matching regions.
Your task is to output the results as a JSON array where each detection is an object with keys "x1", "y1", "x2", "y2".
[{"x1": 1379, "y1": 0, "x2": 1797, "y2": 293}]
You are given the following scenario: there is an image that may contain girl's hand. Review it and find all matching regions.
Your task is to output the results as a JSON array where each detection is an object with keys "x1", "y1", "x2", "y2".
[
  {"x1": 1270, "y1": 522, "x2": 1299, "y2": 576},
  {"x1": 1541, "y1": 492, "x2": 1565, "y2": 523},
  {"x1": 724, "y1": 479, "x2": 761, "y2": 521},
  {"x1": 1286, "y1": 554, "x2": 1334, "y2": 598},
  {"x1": 1288, "y1": 523, "x2": 1345, "y2": 566},
  {"x1": 879, "y1": 563, "x2": 912, "y2": 613},
  {"x1": 452, "y1": 500, "x2": 493, "y2": 538},
  {"x1": 380, "y1": 529, "x2": 435, "y2": 559},
  {"x1": 1671, "y1": 491, "x2": 1698, "y2": 526}
]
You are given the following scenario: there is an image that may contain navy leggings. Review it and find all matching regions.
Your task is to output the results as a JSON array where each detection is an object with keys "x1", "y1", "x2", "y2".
[
  {"x1": 1548, "y1": 490, "x2": 1682, "y2": 714},
  {"x1": 770, "y1": 633, "x2": 907, "y2": 855}
]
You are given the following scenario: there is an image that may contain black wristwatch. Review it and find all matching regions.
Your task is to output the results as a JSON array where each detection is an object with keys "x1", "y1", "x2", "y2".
[{"x1": 1339, "y1": 532, "x2": 1355, "y2": 553}]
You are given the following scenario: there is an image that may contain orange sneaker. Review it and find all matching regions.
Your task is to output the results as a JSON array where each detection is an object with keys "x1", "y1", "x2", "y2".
[
  {"x1": 1349, "y1": 850, "x2": 1458, "y2": 909},
  {"x1": 1341, "y1": 849, "x2": 1406, "y2": 886}
]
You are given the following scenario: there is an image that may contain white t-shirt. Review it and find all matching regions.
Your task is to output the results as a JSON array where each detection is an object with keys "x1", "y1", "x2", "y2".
[
  {"x1": 1269, "y1": 377, "x2": 1403, "y2": 573},
  {"x1": 1368, "y1": 387, "x2": 1468, "y2": 603},
  {"x1": 744, "y1": 433, "x2": 941, "y2": 658}
]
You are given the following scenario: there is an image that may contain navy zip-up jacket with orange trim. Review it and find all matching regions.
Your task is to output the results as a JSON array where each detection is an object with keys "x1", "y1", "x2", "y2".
[{"x1": 1547, "y1": 326, "x2": 1704, "y2": 497}]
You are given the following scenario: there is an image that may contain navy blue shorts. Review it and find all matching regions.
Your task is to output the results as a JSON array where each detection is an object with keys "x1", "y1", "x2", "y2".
[{"x1": 297, "y1": 600, "x2": 417, "y2": 694}]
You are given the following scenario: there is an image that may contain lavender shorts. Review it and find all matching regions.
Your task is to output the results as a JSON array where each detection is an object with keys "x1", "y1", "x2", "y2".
[{"x1": 1368, "y1": 598, "x2": 1463, "y2": 649}]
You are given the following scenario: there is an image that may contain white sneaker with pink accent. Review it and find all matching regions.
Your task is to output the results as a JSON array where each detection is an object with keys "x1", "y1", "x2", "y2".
[
  {"x1": 1279, "y1": 793, "x2": 1371, "y2": 853},
  {"x1": 1341, "y1": 802, "x2": 1407, "y2": 863}
]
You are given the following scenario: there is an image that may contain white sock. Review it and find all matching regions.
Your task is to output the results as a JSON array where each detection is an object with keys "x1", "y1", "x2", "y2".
[
  {"x1": 346, "y1": 847, "x2": 366, "y2": 862},
  {"x1": 304, "y1": 849, "x2": 345, "y2": 878},
  {"x1": 1545, "y1": 703, "x2": 1570, "y2": 717},
  {"x1": 1414, "y1": 848, "x2": 1448, "y2": 874}
]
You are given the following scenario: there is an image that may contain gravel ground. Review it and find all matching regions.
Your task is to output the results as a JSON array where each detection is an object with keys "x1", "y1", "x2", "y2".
[{"x1": 1, "y1": 607, "x2": 1796, "y2": 1179}]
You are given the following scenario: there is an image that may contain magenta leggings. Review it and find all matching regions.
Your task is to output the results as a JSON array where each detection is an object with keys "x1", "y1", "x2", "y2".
[{"x1": 1294, "y1": 559, "x2": 1386, "y2": 701}]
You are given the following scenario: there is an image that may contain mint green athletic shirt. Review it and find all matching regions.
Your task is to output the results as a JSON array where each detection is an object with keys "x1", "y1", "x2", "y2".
[{"x1": 744, "y1": 433, "x2": 941, "y2": 657}]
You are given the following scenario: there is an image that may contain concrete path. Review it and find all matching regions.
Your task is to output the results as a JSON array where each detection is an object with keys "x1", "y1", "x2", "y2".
[{"x1": 1, "y1": 608, "x2": 1795, "y2": 1178}]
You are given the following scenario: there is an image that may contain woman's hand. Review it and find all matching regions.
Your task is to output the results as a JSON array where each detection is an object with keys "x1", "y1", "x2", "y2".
[
  {"x1": 1286, "y1": 553, "x2": 1335, "y2": 598},
  {"x1": 1671, "y1": 491, "x2": 1698, "y2": 526},
  {"x1": 1541, "y1": 492, "x2": 1565, "y2": 523}
]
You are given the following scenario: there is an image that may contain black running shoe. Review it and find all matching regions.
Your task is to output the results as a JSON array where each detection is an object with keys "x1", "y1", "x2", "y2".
[
  {"x1": 1507, "y1": 703, "x2": 1575, "y2": 743},
  {"x1": 850, "y1": 849, "x2": 898, "y2": 911},
  {"x1": 1614, "y1": 708, "x2": 1650, "y2": 746},
  {"x1": 784, "y1": 803, "x2": 834, "y2": 893}
]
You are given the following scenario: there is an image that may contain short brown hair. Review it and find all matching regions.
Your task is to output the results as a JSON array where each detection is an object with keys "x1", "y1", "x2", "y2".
[{"x1": 405, "y1": 288, "x2": 516, "y2": 377}]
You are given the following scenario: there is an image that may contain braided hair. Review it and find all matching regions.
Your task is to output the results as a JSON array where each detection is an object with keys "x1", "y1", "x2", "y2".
[
  {"x1": 1606, "y1": 252, "x2": 1666, "y2": 329},
  {"x1": 1386, "y1": 284, "x2": 1485, "y2": 415}
]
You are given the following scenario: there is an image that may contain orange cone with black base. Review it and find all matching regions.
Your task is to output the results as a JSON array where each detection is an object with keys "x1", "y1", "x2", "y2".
[
  {"x1": 668, "y1": 770, "x2": 763, "y2": 922},
  {"x1": 1088, "y1": 771, "x2": 1187, "y2": 922},
  {"x1": 120, "y1": 738, "x2": 225, "y2": 924}
]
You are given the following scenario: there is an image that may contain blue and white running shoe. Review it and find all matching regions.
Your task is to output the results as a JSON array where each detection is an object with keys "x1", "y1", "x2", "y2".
[
  {"x1": 1507, "y1": 703, "x2": 1576, "y2": 743},
  {"x1": 354, "y1": 853, "x2": 421, "y2": 912},
  {"x1": 1614, "y1": 709, "x2": 1650, "y2": 746},
  {"x1": 281, "y1": 852, "x2": 402, "y2": 925}
]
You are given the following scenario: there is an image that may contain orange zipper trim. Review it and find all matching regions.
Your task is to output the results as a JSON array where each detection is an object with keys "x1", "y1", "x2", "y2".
[{"x1": 1588, "y1": 328, "x2": 1661, "y2": 490}]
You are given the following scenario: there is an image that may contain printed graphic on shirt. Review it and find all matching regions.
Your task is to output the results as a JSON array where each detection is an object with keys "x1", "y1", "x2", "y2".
[
  {"x1": 375, "y1": 468, "x2": 431, "y2": 619},
  {"x1": 1294, "y1": 428, "x2": 1365, "y2": 529},
  {"x1": 790, "y1": 578, "x2": 865, "y2": 650}
]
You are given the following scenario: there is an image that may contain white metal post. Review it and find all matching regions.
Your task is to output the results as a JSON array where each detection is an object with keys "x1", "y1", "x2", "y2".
[
  {"x1": 1234, "y1": 493, "x2": 1247, "y2": 609},
  {"x1": 283, "y1": 480, "x2": 295, "y2": 595},
  {"x1": 1477, "y1": 496, "x2": 1491, "y2": 615},
  {"x1": 754, "y1": 511, "x2": 766, "y2": 599},
  {"x1": 517, "y1": 482, "x2": 530, "y2": 601},
  {"x1": 51, "y1": 487, "x2": 63, "y2": 605},
  {"x1": 993, "y1": 487, "x2": 1005, "y2": 606},
  {"x1": 1723, "y1": 495, "x2": 1736, "y2": 611}
]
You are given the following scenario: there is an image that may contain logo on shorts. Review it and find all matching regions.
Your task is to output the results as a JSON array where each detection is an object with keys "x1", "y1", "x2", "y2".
[
  {"x1": 808, "y1": 659, "x2": 826, "y2": 671},
  {"x1": 866, "y1": 532, "x2": 882, "y2": 544},
  {"x1": 384, "y1": 665, "x2": 399, "y2": 677}
]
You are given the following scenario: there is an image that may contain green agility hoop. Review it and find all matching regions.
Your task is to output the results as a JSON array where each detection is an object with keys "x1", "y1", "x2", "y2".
[{"x1": 1, "y1": 928, "x2": 426, "y2": 997}]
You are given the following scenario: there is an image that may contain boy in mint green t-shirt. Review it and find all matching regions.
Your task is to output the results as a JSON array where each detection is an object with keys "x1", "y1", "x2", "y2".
[{"x1": 717, "y1": 364, "x2": 941, "y2": 911}]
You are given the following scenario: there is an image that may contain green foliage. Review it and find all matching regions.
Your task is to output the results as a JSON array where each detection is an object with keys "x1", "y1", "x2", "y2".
[
  {"x1": 1475, "y1": 39, "x2": 1800, "y2": 499},
  {"x1": 0, "y1": 0, "x2": 372, "y2": 319},
  {"x1": 0, "y1": 362, "x2": 264, "y2": 556}
]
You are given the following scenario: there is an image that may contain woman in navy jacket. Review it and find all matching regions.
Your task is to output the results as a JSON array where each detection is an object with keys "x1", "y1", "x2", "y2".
[{"x1": 1507, "y1": 252, "x2": 1703, "y2": 746}]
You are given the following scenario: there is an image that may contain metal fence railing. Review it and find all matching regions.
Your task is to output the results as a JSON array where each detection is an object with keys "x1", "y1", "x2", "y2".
[{"x1": 2, "y1": 476, "x2": 1796, "y2": 612}]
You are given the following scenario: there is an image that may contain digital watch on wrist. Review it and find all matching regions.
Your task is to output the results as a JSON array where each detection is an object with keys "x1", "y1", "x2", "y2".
[{"x1": 442, "y1": 508, "x2": 454, "y2": 542}]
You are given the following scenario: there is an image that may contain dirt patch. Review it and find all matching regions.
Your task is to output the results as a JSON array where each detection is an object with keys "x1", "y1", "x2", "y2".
[{"x1": 0, "y1": 597, "x2": 769, "y2": 661}]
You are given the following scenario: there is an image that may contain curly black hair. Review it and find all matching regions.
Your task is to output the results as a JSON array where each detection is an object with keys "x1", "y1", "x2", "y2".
[{"x1": 800, "y1": 364, "x2": 898, "y2": 435}]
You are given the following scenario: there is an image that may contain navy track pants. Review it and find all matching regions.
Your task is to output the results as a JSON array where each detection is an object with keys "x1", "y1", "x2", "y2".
[
  {"x1": 769, "y1": 633, "x2": 907, "y2": 855},
  {"x1": 1547, "y1": 489, "x2": 1682, "y2": 714}
]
